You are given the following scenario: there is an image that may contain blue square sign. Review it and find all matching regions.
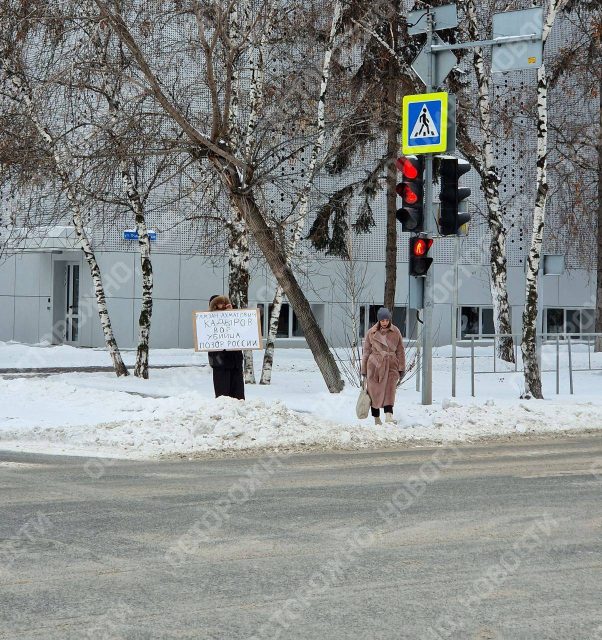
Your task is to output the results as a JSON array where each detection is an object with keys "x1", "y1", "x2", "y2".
[{"x1": 402, "y1": 92, "x2": 448, "y2": 155}]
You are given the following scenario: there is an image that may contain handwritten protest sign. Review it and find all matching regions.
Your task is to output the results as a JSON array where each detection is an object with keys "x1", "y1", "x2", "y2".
[{"x1": 193, "y1": 309, "x2": 263, "y2": 352}]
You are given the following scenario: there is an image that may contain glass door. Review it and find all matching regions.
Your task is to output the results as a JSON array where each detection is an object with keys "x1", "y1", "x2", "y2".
[{"x1": 64, "y1": 263, "x2": 80, "y2": 343}]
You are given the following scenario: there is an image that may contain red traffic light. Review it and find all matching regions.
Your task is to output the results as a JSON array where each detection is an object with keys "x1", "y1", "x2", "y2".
[
  {"x1": 396, "y1": 156, "x2": 424, "y2": 232},
  {"x1": 409, "y1": 236, "x2": 433, "y2": 277},
  {"x1": 412, "y1": 238, "x2": 433, "y2": 257},
  {"x1": 396, "y1": 156, "x2": 419, "y2": 180},
  {"x1": 400, "y1": 184, "x2": 419, "y2": 205}
]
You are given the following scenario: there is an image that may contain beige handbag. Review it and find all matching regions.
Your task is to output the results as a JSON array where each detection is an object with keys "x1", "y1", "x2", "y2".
[{"x1": 356, "y1": 379, "x2": 371, "y2": 419}]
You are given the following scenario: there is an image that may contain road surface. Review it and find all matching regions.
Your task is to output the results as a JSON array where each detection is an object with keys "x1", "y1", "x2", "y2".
[{"x1": 1, "y1": 434, "x2": 601, "y2": 639}]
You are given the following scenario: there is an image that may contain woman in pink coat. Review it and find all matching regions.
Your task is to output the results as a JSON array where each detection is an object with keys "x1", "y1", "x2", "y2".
[{"x1": 361, "y1": 308, "x2": 406, "y2": 425}]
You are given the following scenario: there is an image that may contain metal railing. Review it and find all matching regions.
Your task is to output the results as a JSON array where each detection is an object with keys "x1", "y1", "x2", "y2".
[{"x1": 458, "y1": 332, "x2": 602, "y2": 397}]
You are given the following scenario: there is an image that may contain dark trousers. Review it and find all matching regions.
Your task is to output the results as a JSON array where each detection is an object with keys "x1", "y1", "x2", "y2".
[
  {"x1": 371, "y1": 405, "x2": 393, "y2": 417},
  {"x1": 212, "y1": 367, "x2": 245, "y2": 400}
]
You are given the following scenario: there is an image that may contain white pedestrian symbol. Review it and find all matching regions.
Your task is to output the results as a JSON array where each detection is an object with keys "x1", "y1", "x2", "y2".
[{"x1": 410, "y1": 104, "x2": 439, "y2": 139}]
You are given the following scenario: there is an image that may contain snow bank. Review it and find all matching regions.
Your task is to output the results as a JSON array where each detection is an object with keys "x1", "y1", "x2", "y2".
[{"x1": 1, "y1": 344, "x2": 601, "y2": 459}]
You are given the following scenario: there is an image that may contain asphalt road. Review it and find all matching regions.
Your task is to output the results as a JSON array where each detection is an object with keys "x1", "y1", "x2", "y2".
[{"x1": 1, "y1": 434, "x2": 601, "y2": 640}]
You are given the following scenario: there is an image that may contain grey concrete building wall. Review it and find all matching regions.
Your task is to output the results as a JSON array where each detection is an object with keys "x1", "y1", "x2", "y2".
[
  {"x1": 0, "y1": 247, "x2": 596, "y2": 349},
  {"x1": 0, "y1": 253, "x2": 53, "y2": 344},
  {"x1": 0, "y1": 255, "x2": 16, "y2": 340},
  {"x1": 0, "y1": 12, "x2": 596, "y2": 351}
]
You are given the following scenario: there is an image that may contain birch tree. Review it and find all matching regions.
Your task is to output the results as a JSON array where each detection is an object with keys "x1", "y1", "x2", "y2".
[
  {"x1": 457, "y1": 0, "x2": 515, "y2": 363},
  {"x1": 594, "y1": 26, "x2": 602, "y2": 352},
  {"x1": 78, "y1": 11, "x2": 204, "y2": 379},
  {"x1": 224, "y1": 0, "x2": 260, "y2": 385},
  {"x1": 82, "y1": 20, "x2": 159, "y2": 379},
  {"x1": 0, "y1": 10, "x2": 129, "y2": 377},
  {"x1": 94, "y1": 0, "x2": 345, "y2": 392},
  {"x1": 521, "y1": 0, "x2": 570, "y2": 399}
]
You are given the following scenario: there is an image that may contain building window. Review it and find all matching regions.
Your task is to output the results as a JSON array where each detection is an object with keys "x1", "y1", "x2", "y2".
[
  {"x1": 545, "y1": 308, "x2": 595, "y2": 336},
  {"x1": 459, "y1": 306, "x2": 497, "y2": 339},
  {"x1": 291, "y1": 308, "x2": 304, "y2": 337},
  {"x1": 360, "y1": 305, "x2": 407, "y2": 337},
  {"x1": 256, "y1": 302, "x2": 324, "y2": 339},
  {"x1": 546, "y1": 308, "x2": 564, "y2": 334},
  {"x1": 482, "y1": 307, "x2": 495, "y2": 335},
  {"x1": 270, "y1": 302, "x2": 290, "y2": 337},
  {"x1": 582, "y1": 309, "x2": 596, "y2": 333}
]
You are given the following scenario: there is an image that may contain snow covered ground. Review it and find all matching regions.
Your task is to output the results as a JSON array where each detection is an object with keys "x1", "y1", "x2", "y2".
[{"x1": 0, "y1": 340, "x2": 601, "y2": 459}]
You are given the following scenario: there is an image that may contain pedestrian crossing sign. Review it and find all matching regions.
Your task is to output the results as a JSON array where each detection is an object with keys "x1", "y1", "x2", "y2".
[{"x1": 402, "y1": 92, "x2": 448, "y2": 155}]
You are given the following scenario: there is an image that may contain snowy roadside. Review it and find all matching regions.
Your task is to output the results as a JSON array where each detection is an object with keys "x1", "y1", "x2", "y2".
[{"x1": 1, "y1": 342, "x2": 602, "y2": 459}]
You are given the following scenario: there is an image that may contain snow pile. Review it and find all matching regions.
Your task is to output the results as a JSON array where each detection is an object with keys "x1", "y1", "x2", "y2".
[
  {"x1": 0, "y1": 392, "x2": 330, "y2": 456},
  {"x1": 1, "y1": 383, "x2": 600, "y2": 459},
  {"x1": 1, "y1": 343, "x2": 602, "y2": 458}
]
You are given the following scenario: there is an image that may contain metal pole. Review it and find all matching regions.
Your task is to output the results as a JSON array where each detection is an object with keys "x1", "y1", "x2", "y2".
[
  {"x1": 451, "y1": 236, "x2": 459, "y2": 397},
  {"x1": 556, "y1": 334, "x2": 560, "y2": 395},
  {"x1": 568, "y1": 334, "x2": 574, "y2": 395},
  {"x1": 416, "y1": 312, "x2": 422, "y2": 392},
  {"x1": 431, "y1": 33, "x2": 540, "y2": 52},
  {"x1": 536, "y1": 269, "x2": 543, "y2": 372},
  {"x1": 588, "y1": 336, "x2": 591, "y2": 370},
  {"x1": 471, "y1": 336, "x2": 475, "y2": 397},
  {"x1": 421, "y1": 9, "x2": 434, "y2": 406}
]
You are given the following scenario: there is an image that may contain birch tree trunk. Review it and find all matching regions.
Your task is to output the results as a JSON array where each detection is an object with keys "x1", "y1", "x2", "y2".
[
  {"x1": 121, "y1": 167, "x2": 153, "y2": 379},
  {"x1": 70, "y1": 196, "x2": 129, "y2": 377},
  {"x1": 225, "y1": 0, "x2": 259, "y2": 385},
  {"x1": 595, "y1": 73, "x2": 602, "y2": 351},
  {"x1": 3, "y1": 67, "x2": 128, "y2": 377},
  {"x1": 521, "y1": 66, "x2": 548, "y2": 399},
  {"x1": 227, "y1": 207, "x2": 255, "y2": 383},
  {"x1": 93, "y1": 31, "x2": 154, "y2": 379},
  {"x1": 464, "y1": 0, "x2": 514, "y2": 363},
  {"x1": 521, "y1": 0, "x2": 568, "y2": 398},
  {"x1": 260, "y1": 285, "x2": 284, "y2": 385},
  {"x1": 260, "y1": 0, "x2": 342, "y2": 384}
]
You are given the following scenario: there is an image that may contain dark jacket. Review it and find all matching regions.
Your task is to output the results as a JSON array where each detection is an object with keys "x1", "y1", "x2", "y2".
[
  {"x1": 208, "y1": 350, "x2": 243, "y2": 369},
  {"x1": 208, "y1": 295, "x2": 244, "y2": 370}
]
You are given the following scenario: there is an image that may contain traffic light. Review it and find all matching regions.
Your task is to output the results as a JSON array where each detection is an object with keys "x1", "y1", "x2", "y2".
[
  {"x1": 439, "y1": 158, "x2": 472, "y2": 236},
  {"x1": 409, "y1": 236, "x2": 433, "y2": 277},
  {"x1": 396, "y1": 156, "x2": 424, "y2": 232}
]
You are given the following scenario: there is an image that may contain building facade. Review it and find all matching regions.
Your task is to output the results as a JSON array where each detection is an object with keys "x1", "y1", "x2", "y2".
[
  {"x1": 0, "y1": 9, "x2": 597, "y2": 351},
  {"x1": 0, "y1": 226, "x2": 595, "y2": 350}
]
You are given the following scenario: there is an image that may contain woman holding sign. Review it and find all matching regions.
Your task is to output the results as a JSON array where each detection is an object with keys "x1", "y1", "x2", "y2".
[{"x1": 208, "y1": 295, "x2": 245, "y2": 400}]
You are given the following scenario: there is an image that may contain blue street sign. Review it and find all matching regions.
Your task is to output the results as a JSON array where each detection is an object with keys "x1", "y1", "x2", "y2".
[{"x1": 123, "y1": 230, "x2": 157, "y2": 241}]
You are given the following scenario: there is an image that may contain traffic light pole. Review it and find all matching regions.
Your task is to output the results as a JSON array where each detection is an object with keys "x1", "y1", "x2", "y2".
[
  {"x1": 421, "y1": 10, "x2": 434, "y2": 406},
  {"x1": 406, "y1": 4, "x2": 543, "y2": 406}
]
